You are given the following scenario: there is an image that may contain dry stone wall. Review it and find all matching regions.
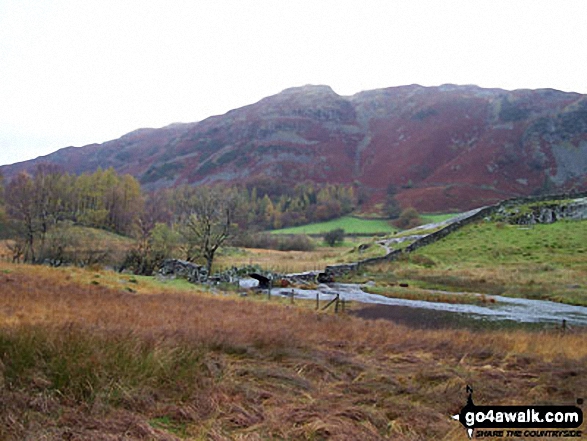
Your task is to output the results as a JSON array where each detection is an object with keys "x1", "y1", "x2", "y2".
[
  {"x1": 324, "y1": 190, "x2": 587, "y2": 278},
  {"x1": 160, "y1": 191, "x2": 587, "y2": 285}
]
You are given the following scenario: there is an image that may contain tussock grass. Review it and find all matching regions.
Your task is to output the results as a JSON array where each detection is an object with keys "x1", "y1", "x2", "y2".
[{"x1": 1, "y1": 261, "x2": 586, "y2": 439}]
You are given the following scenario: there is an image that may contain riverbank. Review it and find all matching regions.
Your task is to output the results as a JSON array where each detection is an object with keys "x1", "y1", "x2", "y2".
[
  {"x1": 271, "y1": 283, "x2": 587, "y2": 327},
  {"x1": 342, "y1": 218, "x2": 587, "y2": 307}
]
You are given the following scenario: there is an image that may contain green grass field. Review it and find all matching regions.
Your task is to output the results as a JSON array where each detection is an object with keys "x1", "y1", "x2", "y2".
[
  {"x1": 420, "y1": 219, "x2": 587, "y2": 266},
  {"x1": 271, "y1": 212, "x2": 462, "y2": 236},
  {"x1": 352, "y1": 219, "x2": 587, "y2": 306},
  {"x1": 271, "y1": 216, "x2": 396, "y2": 235},
  {"x1": 420, "y1": 212, "x2": 461, "y2": 223}
]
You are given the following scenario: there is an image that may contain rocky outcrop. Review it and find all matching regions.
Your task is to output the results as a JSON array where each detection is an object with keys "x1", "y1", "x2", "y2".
[{"x1": 496, "y1": 197, "x2": 587, "y2": 225}]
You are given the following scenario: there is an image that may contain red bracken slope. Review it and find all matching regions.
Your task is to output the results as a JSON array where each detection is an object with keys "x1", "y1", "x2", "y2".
[{"x1": 2, "y1": 84, "x2": 587, "y2": 212}]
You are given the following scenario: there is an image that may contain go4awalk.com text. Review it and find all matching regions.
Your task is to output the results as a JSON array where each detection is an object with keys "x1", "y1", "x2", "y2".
[{"x1": 451, "y1": 386, "x2": 583, "y2": 439}]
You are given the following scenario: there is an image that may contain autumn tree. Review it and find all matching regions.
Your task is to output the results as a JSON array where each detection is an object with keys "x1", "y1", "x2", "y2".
[
  {"x1": 31, "y1": 163, "x2": 66, "y2": 249},
  {"x1": 4, "y1": 164, "x2": 66, "y2": 262},
  {"x1": 65, "y1": 168, "x2": 142, "y2": 234},
  {"x1": 123, "y1": 222, "x2": 178, "y2": 275},
  {"x1": 4, "y1": 165, "x2": 144, "y2": 264},
  {"x1": 104, "y1": 171, "x2": 143, "y2": 234},
  {"x1": 384, "y1": 184, "x2": 401, "y2": 219},
  {"x1": 232, "y1": 179, "x2": 358, "y2": 231}
]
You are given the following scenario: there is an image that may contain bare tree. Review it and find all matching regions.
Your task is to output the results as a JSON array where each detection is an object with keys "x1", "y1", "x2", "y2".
[
  {"x1": 0, "y1": 171, "x2": 7, "y2": 238},
  {"x1": 121, "y1": 189, "x2": 175, "y2": 274},
  {"x1": 5, "y1": 173, "x2": 37, "y2": 262},
  {"x1": 32, "y1": 163, "x2": 65, "y2": 251},
  {"x1": 0, "y1": 170, "x2": 4, "y2": 207},
  {"x1": 177, "y1": 186, "x2": 234, "y2": 276},
  {"x1": 5, "y1": 164, "x2": 67, "y2": 262}
]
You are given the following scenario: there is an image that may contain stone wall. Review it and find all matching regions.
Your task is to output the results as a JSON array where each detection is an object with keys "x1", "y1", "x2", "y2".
[
  {"x1": 159, "y1": 259, "x2": 282, "y2": 285},
  {"x1": 161, "y1": 191, "x2": 587, "y2": 284},
  {"x1": 323, "y1": 190, "x2": 587, "y2": 278},
  {"x1": 158, "y1": 259, "x2": 208, "y2": 283}
]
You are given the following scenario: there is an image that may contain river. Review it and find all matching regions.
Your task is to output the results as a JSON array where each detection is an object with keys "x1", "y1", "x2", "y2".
[{"x1": 264, "y1": 282, "x2": 587, "y2": 329}]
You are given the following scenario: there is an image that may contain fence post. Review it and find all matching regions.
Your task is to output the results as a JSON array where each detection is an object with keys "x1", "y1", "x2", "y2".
[
  {"x1": 267, "y1": 280, "x2": 272, "y2": 300},
  {"x1": 321, "y1": 294, "x2": 339, "y2": 311},
  {"x1": 334, "y1": 296, "x2": 340, "y2": 313},
  {"x1": 290, "y1": 289, "x2": 294, "y2": 304},
  {"x1": 316, "y1": 293, "x2": 319, "y2": 310}
]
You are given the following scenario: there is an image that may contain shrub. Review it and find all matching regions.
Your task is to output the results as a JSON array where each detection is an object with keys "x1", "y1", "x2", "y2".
[
  {"x1": 278, "y1": 234, "x2": 315, "y2": 251},
  {"x1": 323, "y1": 228, "x2": 345, "y2": 246},
  {"x1": 393, "y1": 207, "x2": 423, "y2": 229},
  {"x1": 229, "y1": 233, "x2": 315, "y2": 251}
]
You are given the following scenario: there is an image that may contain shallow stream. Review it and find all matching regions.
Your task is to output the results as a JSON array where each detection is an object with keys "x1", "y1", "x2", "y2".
[{"x1": 265, "y1": 282, "x2": 587, "y2": 329}]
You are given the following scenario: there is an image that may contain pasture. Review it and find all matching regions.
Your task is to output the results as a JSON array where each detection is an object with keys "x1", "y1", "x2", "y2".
[{"x1": 270, "y1": 215, "x2": 396, "y2": 235}]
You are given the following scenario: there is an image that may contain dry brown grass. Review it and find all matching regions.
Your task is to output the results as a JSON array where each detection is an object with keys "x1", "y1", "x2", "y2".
[
  {"x1": 1, "y1": 261, "x2": 586, "y2": 440},
  {"x1": 215, "y1": 247, "x2": 348, "y2": 274}
]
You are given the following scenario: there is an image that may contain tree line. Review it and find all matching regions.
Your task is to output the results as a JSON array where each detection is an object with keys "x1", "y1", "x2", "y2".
[
  {"x1": 0, "y1": 165, "x2": 359, "y2": 273},
  {"x1": 2, "y1": 165, "x2": 141, "y2": 263},
  {"x1": 235, "y1": 177, "x2": 357, "y2": 231}
]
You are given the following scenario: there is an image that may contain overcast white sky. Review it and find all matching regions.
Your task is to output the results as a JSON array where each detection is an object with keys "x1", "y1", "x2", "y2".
[{"x1": 1, "y1": 0, "x2": 586, "y2": 166}]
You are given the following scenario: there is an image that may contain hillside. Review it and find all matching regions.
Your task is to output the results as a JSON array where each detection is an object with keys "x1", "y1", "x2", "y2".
[{"x1": 2, "y1": 84, "x2": 587, "y2": 212}]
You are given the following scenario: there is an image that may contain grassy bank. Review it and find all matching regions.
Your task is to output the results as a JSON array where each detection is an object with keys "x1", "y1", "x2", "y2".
[
  {"x1": 362, "y1": 284, "x2": 496, "y2": 305},
  {"x1": 350, "y1": 219, "x2": 587, "y2": 306},
  {"x1": 1, "y1": 261, "x2": 586, "y2": 439}
]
